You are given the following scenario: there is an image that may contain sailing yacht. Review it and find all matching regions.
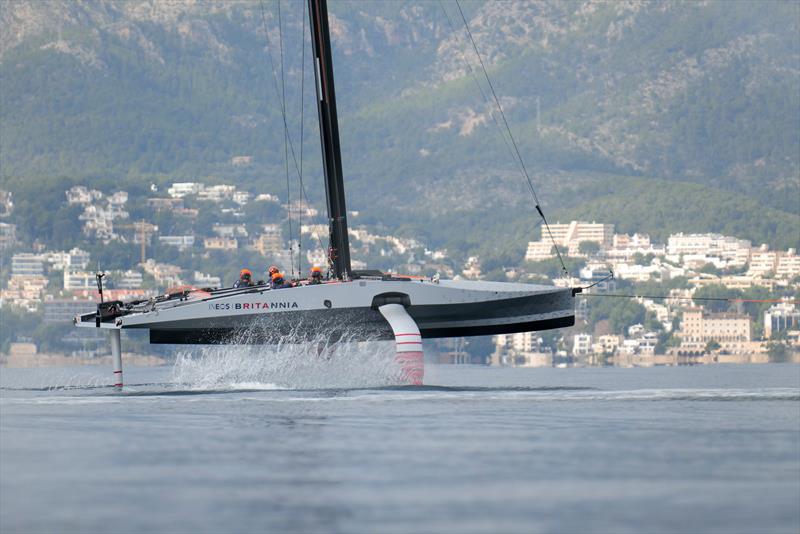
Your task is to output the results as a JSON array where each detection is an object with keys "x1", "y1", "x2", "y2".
[{"x1": 75, "y1": 0, "x2": 577, "y2": 386}]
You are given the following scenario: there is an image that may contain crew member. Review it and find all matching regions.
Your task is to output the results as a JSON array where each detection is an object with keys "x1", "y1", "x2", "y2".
[
  {"x1": 267, "y1": 265, "x2": 280, "y2": 278},
  {"x1": 270, "y1": 271, "x2": 293, "y2": 289},
  {"x1": 234, "y1": 268, "x2": 254, "y2": 288},
  {"x1": 309, "y1": 266, "x2": 323, "y2": 285}
]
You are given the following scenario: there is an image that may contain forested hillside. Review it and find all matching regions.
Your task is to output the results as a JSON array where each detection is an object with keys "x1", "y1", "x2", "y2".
[{"x1": 1, "y1": 0, "x2": 798, "y2": 254}]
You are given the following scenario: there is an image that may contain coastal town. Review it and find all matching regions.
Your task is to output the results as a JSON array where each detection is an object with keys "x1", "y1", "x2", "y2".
[{"x1": 1, "y1": 183, "x2": 798, "y2": 367}]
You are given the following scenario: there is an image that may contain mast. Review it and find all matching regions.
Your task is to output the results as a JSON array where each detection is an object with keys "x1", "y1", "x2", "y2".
[{"x1": 308, "y1": 0, "x2": 352, "y2": 280}]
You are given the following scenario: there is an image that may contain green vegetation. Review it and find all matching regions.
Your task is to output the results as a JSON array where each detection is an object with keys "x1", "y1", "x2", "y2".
[
  {"x1": 553, "y1": 176, "x2": 800, "y2": 251},
  {"x1": 587, "y1": 297, "x2": 647, "y2": 336},
  {"x1": 0, "y1": 1, "x2": 796, "y2": 278}
]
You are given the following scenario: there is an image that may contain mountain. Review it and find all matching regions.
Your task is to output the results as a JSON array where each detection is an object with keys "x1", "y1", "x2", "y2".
[{"x1": 1, "y1": 0, "x2": 798, "y2": 255}]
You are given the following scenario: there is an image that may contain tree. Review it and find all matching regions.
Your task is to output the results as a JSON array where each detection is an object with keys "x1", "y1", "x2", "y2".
[
  {"x1": 693, "y1": 284, "x2": 740, "y2": 313},
  {"x1": 578, "y1": 241, "x2": 601, "y2": 256},
  {"x1": 705, "y1": 340, "x2": 721, "y2": 353},
  {"x1": 588, "y1": 296, "x2": 646, "y2": 335},
  {"x1": 699, "y1": 263, "x2": 721, "y2": 275},
  {"x1": 655, "y1": 331, "x2": 680, "y2": 355},
  {"x1": 632, "y1": 252, "x2": 656, "y2": 266},
  {"x1": 766, "y1": 341, "x2": 791, "y2": 363}
]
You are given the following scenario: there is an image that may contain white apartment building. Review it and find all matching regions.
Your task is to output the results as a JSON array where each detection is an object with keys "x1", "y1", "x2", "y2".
[
  {"x1": 158, "y1": 235, "x2": 195, "y2": 250},
  {"x1": 197, "y1": 184, "x2": 236, "y2": 202},
  {"x1": 764, "y1": 302, "x2": 800, "y2": 339},
  {"x1": 12, "y1": 253, "x2": 44, "y2": 276},
  {"x1": 526, "y1": 221, "x2": 614, "y2": 260},
  {"x1": 573, "y1": 333, "x2": 593, "y2": 356},
  {"x1": 46, "y1": 248, "x2": 91, "y2": 271},
  {"x1": 167, "y1": 182, "x2": 204, "y2": 198},
  {"x1": 748, "y1": 246, "x2": 779, "y2": 276},
  {"x1": 79, "y1": 204, "x2": 125, "y2": 241},
  {"x1": 549, "y1": 221, "x2": 614, "y2": 251},
  {"x1": 525, "y1": 241, "x2": 555, "y2": 262},
  {"x1": 114, "y1": 270, "x2": 143, "y2": 289},
  {"x1": 776, "y1": 249, "x2": 800, "y2": 279},
  {"x1": 66, "y1": 186, "x2": 103, "y2": 205},
  {"x1": 64, "y1": 270, "x2": 95, "y2": 290},
  {"x1": 612, "y1": 262, "x2": 670, "y2": 282},
  {"x1": 69, "y1": 248, "x2": 91, "y2": 270},
  {"x1": 232, "y1": 191, "x2": 251, "y2": 205},
  {"x1": 667, "y1": 233, "x2": 751, "y2": 261}
]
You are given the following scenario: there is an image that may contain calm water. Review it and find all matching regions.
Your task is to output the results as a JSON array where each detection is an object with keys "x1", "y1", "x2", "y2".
[{"x1": 1, "y1": 358, "x2": 799, "y2": 534}]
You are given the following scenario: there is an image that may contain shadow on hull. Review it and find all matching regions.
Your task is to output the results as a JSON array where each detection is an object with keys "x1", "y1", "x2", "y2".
[{"x1": 149, "y1": 315, "x2": 575, "y2": 344}]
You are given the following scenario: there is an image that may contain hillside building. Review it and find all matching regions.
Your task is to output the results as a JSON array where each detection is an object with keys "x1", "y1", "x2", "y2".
[
  {"x1": 158, "y1": 235, "x2": 195, "y2": 251},
  {"x1": 748, "y1": 245, "x2": 779, "y2": 276},
  {"x1": 63, "y1": 270, "x2": 95, "y2": 291},
  {"x1": 0, "y1": 190, "x2": 12, "y2": 216},
  {"x1": 679, "y1": 308, "x2": 751, "y2": 352},
  {"x1": 776, "y1": 249, "x2": 800, "y2": 279},
  {"x1": 43, "y1": 299, "x2": 96, "y2": 323},
  {"x1": 167, "y1": 182, "x2": 204, "y2": 198},
  {"x1": 203, "y1": 237, "x2": 238, "y2": 251},
  {"x1": 525, "y1": 221, "x2": 614, "y2": 260},
  {"x1": 0, "y1": 222, "x2": 17, "y2": 250},
  {"x1": 113, "y1": 270, "x2": 143, "y2": 290},
  {"x1": 667, "y1": 233, "x2": 751, "y2": 262},
  {"x1": 254, "y1": 224, "x2": 284, "y2": 257},
  {"x1": 492, "y1": 332, "x2": 553, "y2": 367},
  {"x1": 764, "y1": 302, "x2": 799, "y2": 339},
  {"x1": 12, "y1": 253, "x2": 44, "y2": 276}
]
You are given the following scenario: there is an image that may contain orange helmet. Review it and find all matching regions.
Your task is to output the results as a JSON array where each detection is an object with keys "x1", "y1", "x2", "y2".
[
  {"x1": 268, "y1": 265, "x2": 279, "y2": 275},
  {"x1": 311, "y1": 266, "x2": 322, "y2": 273},
  {"x1": 271, "y1": 272, "x2": 284, "y2": 280},
  {"x1": 240, "y1": 268, "x2": 252, "y2": 278}
]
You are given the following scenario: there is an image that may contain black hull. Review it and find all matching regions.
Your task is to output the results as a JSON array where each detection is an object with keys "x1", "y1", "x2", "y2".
[{"x1": 149, "y1": 314, "x2": 574, "y2": 345}]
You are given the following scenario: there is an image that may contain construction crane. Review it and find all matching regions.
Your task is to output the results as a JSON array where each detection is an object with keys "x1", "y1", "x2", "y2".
[{"x1": 114, "y1": 220, "x2": 158, "y2": 264}]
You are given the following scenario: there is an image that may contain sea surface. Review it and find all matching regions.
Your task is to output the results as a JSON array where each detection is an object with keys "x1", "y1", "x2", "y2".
[{"x1": 1, "y1": 353, "x2": 799, "y2": 534}]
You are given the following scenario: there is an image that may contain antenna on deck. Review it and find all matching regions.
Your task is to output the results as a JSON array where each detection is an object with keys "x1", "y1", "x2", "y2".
[{"x1": 95, "y1": 271, "x2": 106, "y2": 303}]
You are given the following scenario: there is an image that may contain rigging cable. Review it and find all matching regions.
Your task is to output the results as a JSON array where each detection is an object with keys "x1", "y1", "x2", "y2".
[
  {"x1": 297, "y1": 0, "x2": 306, "y2": 277},
  {"x1": 453, "y1": 0, "x2": 569, "y2": 278},
  {"x1": 438, "y1": 2, "x2": 524, "y2": 182},
  {"x1": 578, "y1": 293, "x2": 798, "y2": 305},
  {"x1": 260, "y1": 0, "x2": 328, "y2": 276},
  {"x1": 259, "y1": 0, "x2": 328, "y2": 275},
  {"x1": 277, "y1": 0, "x2": 295, "y2": 277}
]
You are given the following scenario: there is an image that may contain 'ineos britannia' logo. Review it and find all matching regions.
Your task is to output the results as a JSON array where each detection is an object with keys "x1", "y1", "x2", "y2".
[{"x1": 208, "y1": 302, "x2": 299, "y2": 311}]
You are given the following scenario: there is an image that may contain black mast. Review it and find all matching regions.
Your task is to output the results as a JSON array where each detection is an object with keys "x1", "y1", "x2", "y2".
[{"x1": 308, "y1": 0, "x2": 352, "y2": 280}]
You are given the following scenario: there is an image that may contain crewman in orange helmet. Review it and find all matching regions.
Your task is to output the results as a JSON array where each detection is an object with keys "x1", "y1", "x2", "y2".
[
  {"x1": 309, "y1": 266, "x2": 323, "y2": 285},
  {"x1": 234, "y1": 268, "x2": 254, "y2": 288},
  {"x1": 270, "y1": 271, "x2": 293, "y2": 289}
]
